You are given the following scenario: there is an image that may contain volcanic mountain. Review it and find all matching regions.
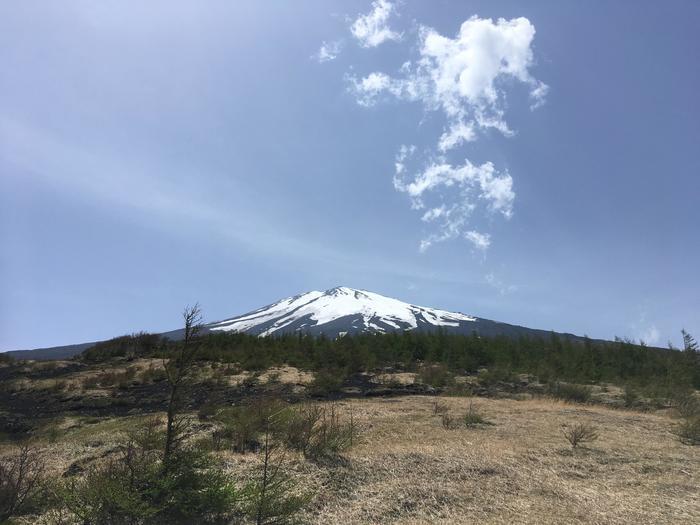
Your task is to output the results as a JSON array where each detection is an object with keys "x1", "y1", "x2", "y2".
[
  {"x1": 205, "y1": 286, "x2": 477, "y2": 337},
  {"x1": 6, "y1": 286, "x2": 591, "y2": 360}
]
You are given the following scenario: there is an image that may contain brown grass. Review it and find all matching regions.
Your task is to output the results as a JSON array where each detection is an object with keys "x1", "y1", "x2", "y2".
[
  {"x1": 3, "y1": 395, "x2": 698, "y2": 524},
  {"x1": 289, "y1": 396, "x2": 700, "y2": 524}
]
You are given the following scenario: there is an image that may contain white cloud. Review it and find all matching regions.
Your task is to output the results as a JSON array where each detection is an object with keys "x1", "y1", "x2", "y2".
[
  {"x1": 421, "y1": 205, "x2": 446, "y2": 222},
  {"x1": 351, "y1": 0, "x2": 402, "y2": 48},
  {"x1": 395, "y1": 159, "x2": 514, "y2": 218},
  {"x1": 350, "y1": 16, "x2": 547, "y2": 149},
  {"x1": 349, "y1": 72, "x2": 399, "y2": 106},
  {"x1": 393, "y1": 157, "x2": 514, "y2": 252},
  {"x1": 348, "y1": 15, "x2": 545, "y2": 252},
  {"x1": 316, "y1": 40, "x2": 342, "y2": 63},
  {"x1": 438, "y1": 120, "x2": 476, "y2": 152},
  {"x1": 465, "y1": 230, "x2": 491, "y2": 250},
  {"x1": 529, "y1": 80, "x2": 549, "y2": 109},
  {"x1": 393, "y1": 144, "x2": 415, "y2": 176}
]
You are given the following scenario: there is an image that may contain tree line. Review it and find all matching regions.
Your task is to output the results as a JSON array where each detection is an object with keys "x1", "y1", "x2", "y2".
[{"x1": 80, "y1": 327, "x2": 700, "y2": 391}]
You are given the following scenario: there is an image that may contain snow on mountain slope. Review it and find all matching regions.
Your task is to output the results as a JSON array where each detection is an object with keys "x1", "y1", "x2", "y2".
[{"x1": 208, "y1": 286, "x2": 476, "y2": 337}]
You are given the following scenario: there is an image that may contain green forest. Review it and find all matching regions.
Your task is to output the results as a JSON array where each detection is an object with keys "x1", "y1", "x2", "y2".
[{"x1": 81, "y1": 329, "x2": 700, "y2": 392}]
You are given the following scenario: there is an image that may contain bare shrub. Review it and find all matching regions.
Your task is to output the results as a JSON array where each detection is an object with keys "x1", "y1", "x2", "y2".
[
  {"x1": 432, "y1": 400, "x2": 448, "y2": 415},
  {"x1": 562, "y1": 422, "x2": 599, "y2": 449},
  {"x1": 0, "y1": 444, "x2": 45, "y2": 521},
  {"x1": 283, "y1": 403, "x2": 358, "y2": 459},
  {"x1": 463, "y1": 402, "x2": 492, "y2": 428},
  {"x1": 440, "y1": 412, "x2": 455, "y2": 430}
]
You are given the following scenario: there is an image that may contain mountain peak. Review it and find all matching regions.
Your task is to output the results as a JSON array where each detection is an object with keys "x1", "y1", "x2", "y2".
[
  {"x1": 323, "y1": 286, "x2": 369, "y2": 299},
  {"x1": 208, "y1": 287, "x2": 476, "y2": 338}
]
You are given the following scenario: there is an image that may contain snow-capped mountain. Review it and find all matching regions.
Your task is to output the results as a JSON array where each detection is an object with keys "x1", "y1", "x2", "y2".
[
  {"x1": 6, "y1": 286, "x2": 597, "y2": 360},
  {"x1": 207, "y1": 286, "x2": 477, "y2": 337}
]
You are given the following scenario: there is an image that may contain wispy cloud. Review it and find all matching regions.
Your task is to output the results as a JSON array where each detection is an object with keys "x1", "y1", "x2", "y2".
[
  {"x1": 394, "y1": 156, "x2": 514, "y2": 252},
  {"x1": 348, "y1": 15, "x2": 547, "y2": 252},
  {"x1": 350, "y1": 0, "x2": 402, "y2": 48},
  {"x1": 485, "y1": 272, "x2": 518, "y2": 295},
  {"x1": 465, "y1": 231, "x2": 491, "y2": 251},
  {"x1": 316, "y1": 40, "x2": 343, "y2": 63}
]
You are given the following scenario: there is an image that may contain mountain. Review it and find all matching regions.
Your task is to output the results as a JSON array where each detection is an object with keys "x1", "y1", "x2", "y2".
[
  {"x1": 206, "y1": 286, "x2": 477, "y2": 337},
  {"x1": 5, "y1": 286, "x2": 593, "y2": 360},
  {"x1": 204, "y1": 286, "x2": 588, "y2": 341}
]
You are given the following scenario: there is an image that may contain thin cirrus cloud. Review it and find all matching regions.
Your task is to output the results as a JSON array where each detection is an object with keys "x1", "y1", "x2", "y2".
[{"x1": 346, "y1": 13, "x2": 547, "y2": 252}]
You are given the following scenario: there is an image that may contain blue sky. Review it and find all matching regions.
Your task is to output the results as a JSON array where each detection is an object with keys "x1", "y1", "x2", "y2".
[{"x1": 1, "y1": 0, "x2": 698, "y2": 350}]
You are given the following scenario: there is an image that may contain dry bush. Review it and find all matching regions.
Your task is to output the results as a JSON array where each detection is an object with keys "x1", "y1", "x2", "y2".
[
  {"x1": 0, "y1": 444, "x2": 45, "y2": 521},
  {"x1": 440, "y1": 412, "x2": 455, "y2": 430},
  {"x1": 138, "y1": 364, "x2": 167, "y2": 384},
  {"x1": 549, "y1": 382, "x2": 593, "y2": 404},
  {"x1": 562, "y1": 422, "x2": 599, "y2": 449},
  {"x1": 674, "y1": 390, "x2": 700, "y2": 419},
  {"x1": 463, "y1": 402, "x2": 492, "y2": 428},
  {"x1": 283, "y1": 403, "x2": 359, "y2": 459},
  {"x1": 432, "y1": 400, "x2": 448, "y2": 415}
]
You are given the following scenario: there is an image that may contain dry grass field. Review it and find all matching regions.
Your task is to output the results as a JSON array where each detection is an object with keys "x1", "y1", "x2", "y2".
[
  {"x1": 287, "y1": 396, "x2": 699, "y2": 524},
  {"x1": 4, "y1": 393, "x2": 697, "y2": 524}
]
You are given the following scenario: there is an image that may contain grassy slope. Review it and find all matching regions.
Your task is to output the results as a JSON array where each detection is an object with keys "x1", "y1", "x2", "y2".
[{"x1": 3, "y1": 394, "x2": 697, "y2": 524}]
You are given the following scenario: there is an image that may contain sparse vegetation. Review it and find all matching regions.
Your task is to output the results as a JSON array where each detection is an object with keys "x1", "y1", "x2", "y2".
[
  {"x1": 440, "y1": 411, "x2": 455, "y2": 429},
  {"x1": 548, "y1": 382, "x2": 593, "y2": 404},
  {"x1": 463, "y1": 402, "x2": 492, "y2": 427},
  {"x1": 2, "y1": 318, "x2": 698, "y2": 523},
  {"x1": 418, "y1": 363, "x2": 455, "y2": 388},
  {"x1": 52, "y1": 429, "x2": 238, "y2": 524},
  {"x1": 0, "y1": 444, "x2": 44, "y2": 521},
  {"x1": 673, "y1": 417, "x2": 700, "y2": 446},
  {"x1": 623, "y1": 384, "x2": 639, "y2": 408},
  {"x1": 432, "y1": 399, "x2": 448, "y2": 415},
  {"x1": 671, "y1": 388, "x2": 700, "y2": 446},
  {"x1": 283, "y1": 403, "x2": 358, "y2": 460},
  {"x1": 243, "y1": 417, "x2": 311, "y2": 525},
  {"x1": 307, "y1": 368, "x2": 347, "y2": 396},
  {"x1": 562, "y1": 422, "x2": 599, "y2": 449}
]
